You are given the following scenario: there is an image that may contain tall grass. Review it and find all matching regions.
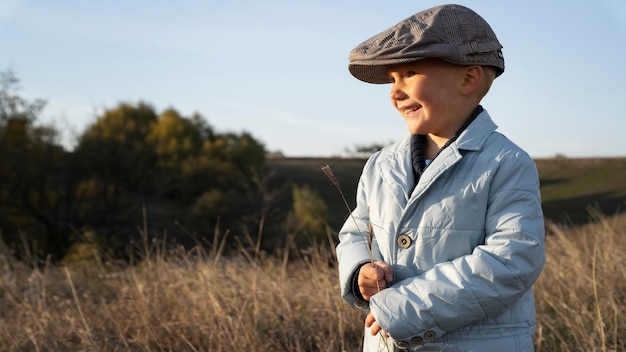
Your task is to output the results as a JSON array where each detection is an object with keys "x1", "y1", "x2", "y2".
[
  {"x1": 1, "y1": 212, "x2": 625, "y2": 351},
  {"x1": 0, "y1": 229, "x2": 365, "y2": 352},
  {"x1": 535, "y1": 210, "x2": 625, "y2": 351}
]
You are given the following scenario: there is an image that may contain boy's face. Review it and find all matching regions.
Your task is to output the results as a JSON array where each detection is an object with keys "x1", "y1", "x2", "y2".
[{"x1": 387, "y1": 59, "x2": 467, "y2": 137}]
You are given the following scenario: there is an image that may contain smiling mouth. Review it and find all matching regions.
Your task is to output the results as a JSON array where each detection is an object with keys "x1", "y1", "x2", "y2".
[{"x1": 402, "y1": 105, "x2": 422, "y2": 115}]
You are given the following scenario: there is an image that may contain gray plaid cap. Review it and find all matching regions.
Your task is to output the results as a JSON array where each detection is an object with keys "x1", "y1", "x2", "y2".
[{"x1": 349, "y1": 4, "x2": 505, "y2": 84}]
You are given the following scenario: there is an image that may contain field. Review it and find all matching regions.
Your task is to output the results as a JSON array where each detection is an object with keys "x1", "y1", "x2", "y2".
[
  {"x1": 268, "y1": 156, "x2": 626, "y2": 229},
  {"x1": 1, "y1": 157, "x2": 625, "y2": 351}
]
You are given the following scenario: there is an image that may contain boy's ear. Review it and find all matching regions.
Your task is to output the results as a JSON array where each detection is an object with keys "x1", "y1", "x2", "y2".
[{"x1": 460, "y1": 65, "x2": 483, "y2": 95}]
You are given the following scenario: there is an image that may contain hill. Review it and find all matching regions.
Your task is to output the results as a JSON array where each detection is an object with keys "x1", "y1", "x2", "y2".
[
  {"x1": 535, "y1": 157, "x2": 626, "y2": 225},
  {"x1": 267, "y1": 156, "x2": 626, "y2": 230}
]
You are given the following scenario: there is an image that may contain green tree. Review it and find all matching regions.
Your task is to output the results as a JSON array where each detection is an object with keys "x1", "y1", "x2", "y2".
[
  {"x1": 345, "y1": 143, "x2": 386, "y2": 157},
  {"x1": 196, "y1": 132, "x2": 266, "y2": 194},
  {"x1": 147, "y1": 108, "x2": 203, "y2": 200},
  {"x1": 148, "y1": 108, "x2": 202, "y2": 168},
  {"x1": 73, "y1": 102, "x2": 271, "y2": 255},
  {"x1": 0, "y1": 71, "x2": 281, "y2": 259},
  {"x1": 187, "y1": 131, "x2": 269, "y2": 245},
  {"x1": 73, "y1": 102, "x2": 158, "y2": 247},
  {"x1": 0, "y1": 69, "x2": 73, "y2": 259},
  {"x1": 286, "y1": 184, "x2": 329, "y2": 246}
]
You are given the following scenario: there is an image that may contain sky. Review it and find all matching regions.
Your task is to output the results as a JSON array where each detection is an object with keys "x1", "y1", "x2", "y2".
[{"x1": 1, "y1": 0, "x2": 625, "y2": 158}]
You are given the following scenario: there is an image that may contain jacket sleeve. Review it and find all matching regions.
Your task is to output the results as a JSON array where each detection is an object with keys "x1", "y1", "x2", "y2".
[
  {"x1": 370, "y1": 151, "x2": 546, "y2": 341},
  {"x1": 336, "y1": 157, "x2": 384, "y2": 309}
]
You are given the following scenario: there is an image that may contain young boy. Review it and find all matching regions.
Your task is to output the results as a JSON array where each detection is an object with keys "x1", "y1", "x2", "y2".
[{"x1": 336, "y1": 4, "x2": 545, "y2": 351}]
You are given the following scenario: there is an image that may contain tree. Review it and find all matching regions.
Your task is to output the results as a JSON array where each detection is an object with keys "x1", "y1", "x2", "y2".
[
  {"x1": 73, "y1": 102, "x2": 271, "y2": 255},
  {"x1": 345, "y1": 143, "x2": 386, "y2": 157},
  {"x1": 0, "y1": 70, "x2": 46, "y2": 125},
  {"x1": 0, "y1": 69, "x2": 73, "y2": 260},
  {"x1": 146, "y1": 108, "x2": 203, "y2": 200},
  {"x1": 186, "y1": 130, "x2": 269, "y2": 244},
  {"x1": 0, "y1": 71, "x2": 282, "y2": 259},
  {"x1": 286, "y1": 184, "x2": 330, "y2": 246},
  {"x1": 73, "y1": 102, "x2": 159, "y2": 249},
  {"x1": 148, "y1": 108, "x2": 203, "y2": 168}
]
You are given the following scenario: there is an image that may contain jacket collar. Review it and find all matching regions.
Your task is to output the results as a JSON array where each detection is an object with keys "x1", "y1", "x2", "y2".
[
  {"x1": 376, "y1": 109, "x2": 498, "y2": 202},
  {"x1": 454, "y1": 109, "x2": 499, "y2": 152}
]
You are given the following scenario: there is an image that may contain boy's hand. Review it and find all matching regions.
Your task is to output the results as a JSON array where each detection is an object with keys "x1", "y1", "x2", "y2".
[
  {"x1": 358, "y1": 261, "x2": 393, "y2": 301},
  {"x1": 365, "y1": 312, "x2": 383, "y2": 336}
]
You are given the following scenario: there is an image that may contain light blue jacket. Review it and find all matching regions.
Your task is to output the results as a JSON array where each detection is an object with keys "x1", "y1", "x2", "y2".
[{"x1": 337, "y1": 110, "x2": 545, "y2": 351}]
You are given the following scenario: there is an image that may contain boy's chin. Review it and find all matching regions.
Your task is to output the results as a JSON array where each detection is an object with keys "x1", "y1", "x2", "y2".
[
  {"x1": 406, "y1": 126, "x2": 425, "y2": 135},
  {"x1": 404, "y1": 119, "x2": 426, "y2": 135}
]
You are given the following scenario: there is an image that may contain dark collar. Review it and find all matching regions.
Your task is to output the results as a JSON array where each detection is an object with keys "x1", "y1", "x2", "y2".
[{"x1": 410, "y1": 105, "x2": 483, "y2": 182}]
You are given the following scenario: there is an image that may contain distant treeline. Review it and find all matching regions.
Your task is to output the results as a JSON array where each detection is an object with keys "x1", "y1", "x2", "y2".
[
  {"x1": 6, "y1": 68, "x2": 624, "y2": 263},
  {"x1": 0, "y1": 69, "x2": 330, "y2": 261}
]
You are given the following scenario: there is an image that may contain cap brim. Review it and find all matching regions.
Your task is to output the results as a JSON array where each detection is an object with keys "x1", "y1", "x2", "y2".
[{"x1": 349, "y1": 57, "x2": 425, "y2": 84}]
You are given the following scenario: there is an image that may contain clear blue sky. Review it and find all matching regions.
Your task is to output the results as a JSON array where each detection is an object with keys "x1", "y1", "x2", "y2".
[{"x1": 2, "y1": 0, "x2": 625, "y2": 158}]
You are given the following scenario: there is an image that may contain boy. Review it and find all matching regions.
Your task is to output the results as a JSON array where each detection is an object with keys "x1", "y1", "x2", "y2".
[{"x1": 336, "y1": 4, "x2": 545, "y2": 351}]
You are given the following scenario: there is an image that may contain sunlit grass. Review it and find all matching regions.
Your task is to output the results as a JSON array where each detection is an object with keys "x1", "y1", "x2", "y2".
[
  {"x1": 1, "y1": 211, "x2": 625, "y2": 351},
  {"x1": 0, "y1": 230, "x2": 365, "y2": 351},
  {"x1": 535, "y1": 210, "x2": 626, "y2": 352}
]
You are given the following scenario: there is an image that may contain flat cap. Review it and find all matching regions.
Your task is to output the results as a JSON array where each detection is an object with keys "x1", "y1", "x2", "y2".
[{"x1": 349, "y1": 4, "x2": 505, "y2": 84}]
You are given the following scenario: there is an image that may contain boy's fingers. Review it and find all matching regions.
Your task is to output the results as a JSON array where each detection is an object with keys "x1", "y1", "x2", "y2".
[
  {"x1": 360, "y1": 263, "x2": 382, "y2": 281},
  {"x1": 382, "y1": 264, "x2": 393, "y2": 283},
  {"x1": 374, "y1": 261, "x2": 394, "y2": 283},
  {"x1": 366, "y1": 313, "x2": 383, "y2": 336},
  {"x1": 370, "y1": 323, "x2": 382, "y2": 336},
  {"x1": 359, "y1": 261, "x2": 394, "y2": 299},
  {"x1": 365, "y1": 312, "x2": 376, "y2": 328}
]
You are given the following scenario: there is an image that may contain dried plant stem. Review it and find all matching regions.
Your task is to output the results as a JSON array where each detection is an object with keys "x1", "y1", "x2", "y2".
[
  {"x1": 322, "y1": 163, "x2": 388, "y2": 349},
  {"x1": 180, "y1": 334, "x2": 199, "y2": 352},
  {"x1": 321, "y1": 164, "x2": 375, "y2": 264},
  {"x1": 592, "y1": 235, "x2": 607, "y2": 351},
  {"x1": 64, "y1": 267, "x2": 93, "y2": 346}
]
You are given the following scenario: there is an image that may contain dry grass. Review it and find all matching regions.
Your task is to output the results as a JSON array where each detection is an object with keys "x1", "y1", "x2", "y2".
[
  {"x1": 0, "y1": 234, "x2": 365, "y2": 352},
  {"x1": 535, "y1": 211, "x2": 626, "y2": 352},
  {"x1": 1, "y1": 212, "x2": 625, "y2": 351}
]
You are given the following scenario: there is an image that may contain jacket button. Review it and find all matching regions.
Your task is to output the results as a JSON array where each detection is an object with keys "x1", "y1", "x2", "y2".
[
  {"x1": 411, "y1": 336, "x2": 423, "y2": 345},
  {"x1": 424, "y1": 330, "x2": 436, "y2": 340},
  {"x1": 396, "y1": 340, "x2": 409, "y2": 348},
  {"x1": 355, "y1": 298, "x2": 366, "y2": 307},
  {"x1": 397, "y1": 234, "x2": 411, "y2": 249}
]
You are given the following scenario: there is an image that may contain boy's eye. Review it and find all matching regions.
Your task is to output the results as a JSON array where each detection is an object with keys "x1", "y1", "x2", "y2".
[{"x1": 406, "y1": 71, "x2": 417, "y2": 77}]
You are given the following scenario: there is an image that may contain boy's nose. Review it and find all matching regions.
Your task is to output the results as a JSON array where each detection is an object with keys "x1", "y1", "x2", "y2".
[{"x1": 390, "y1": 86, "x2": 408, "y2": 101}]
